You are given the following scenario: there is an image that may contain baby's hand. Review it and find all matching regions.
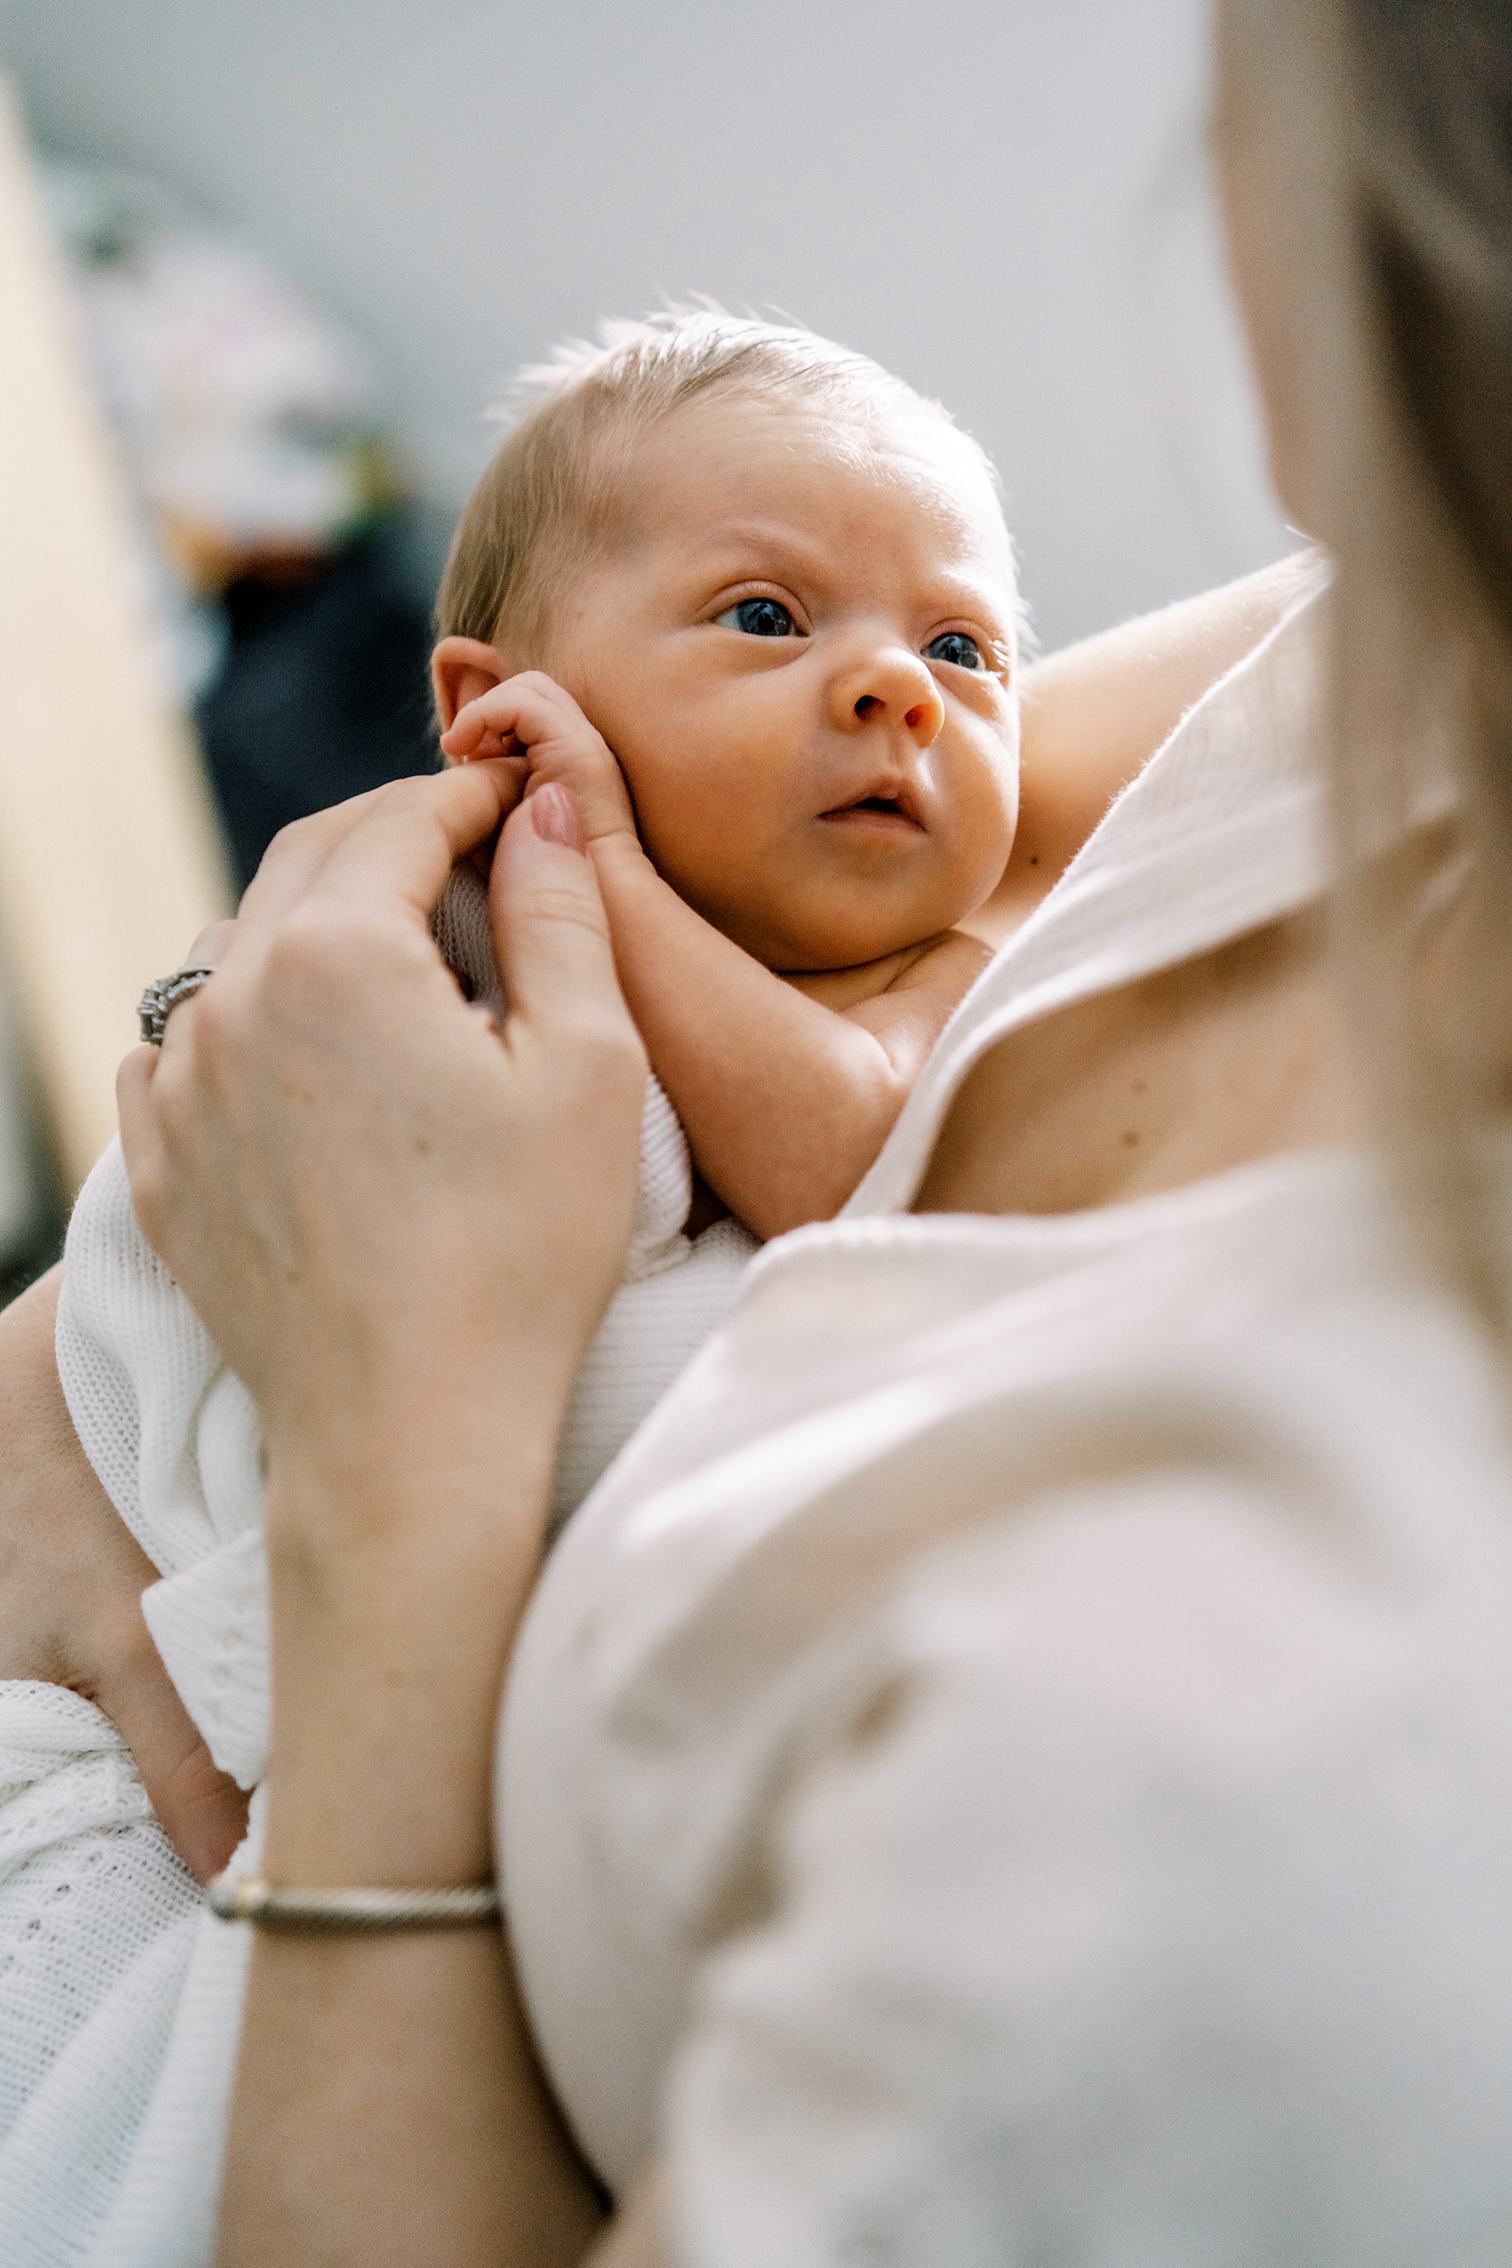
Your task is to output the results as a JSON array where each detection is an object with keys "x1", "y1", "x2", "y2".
[{"x1": 440, "y1": 671, "x2": 639, "y2": 848}]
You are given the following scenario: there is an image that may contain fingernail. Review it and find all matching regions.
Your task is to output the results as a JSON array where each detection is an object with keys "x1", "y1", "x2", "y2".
[{"x1": 531, "y1": 783, "x2": 585, "y2": 853}]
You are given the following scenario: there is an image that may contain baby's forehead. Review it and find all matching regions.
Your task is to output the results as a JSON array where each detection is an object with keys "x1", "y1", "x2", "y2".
[{"x1": 614, "y1": 388, "x2": 1012, "y2": 575}]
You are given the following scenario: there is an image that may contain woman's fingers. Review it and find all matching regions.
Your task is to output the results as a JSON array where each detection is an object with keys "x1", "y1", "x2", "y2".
[
  {"x1": 180, "y1": 919, "x2": 237, "y2": 970},
  {"x1": 490, "y1": 786, "x2": 644, "y2": 1055},
  {"x1": 232, "y1": 787, "x2": 392, "y2": 931},
  {"x1": 122, "y1": 763, "x2": 532, "y2": 1103},
  {"x1": 120, "y1": 761, "x2": 646, "y2": 1470},
  {"x1": 240, "y1": 762, "x2": 525, "y2": 965},
  {"x1": 305, "y1": 762, "x2": 521, "y2": 934},
  {"x1": 233, "y1": 762, "x2": 524, "y2": 943},
  {"x1": 114, "y1": 1043, "x2": 167, "y2": 1237}
]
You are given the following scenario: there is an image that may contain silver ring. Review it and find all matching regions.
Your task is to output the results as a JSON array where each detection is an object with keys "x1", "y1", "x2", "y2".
[{"x1": 137, "y1": 965, "x2": 217, "y2": 1046}]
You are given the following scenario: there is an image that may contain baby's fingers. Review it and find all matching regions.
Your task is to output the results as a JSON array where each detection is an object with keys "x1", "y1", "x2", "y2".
[
  {"x1": 450, "y1": 724, "x2": 520, "y2": 761},
  {"x1": 440, "y1": 672, "x2": 589, "y2": 762}
]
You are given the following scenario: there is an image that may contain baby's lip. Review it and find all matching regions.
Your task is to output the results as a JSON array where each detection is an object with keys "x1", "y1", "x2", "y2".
[{"x1": 818, "y1": 778, "x2": 925, "y2": 829}]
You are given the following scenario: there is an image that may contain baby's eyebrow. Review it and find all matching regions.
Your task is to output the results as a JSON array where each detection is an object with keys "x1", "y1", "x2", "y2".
[
  {"x1": 686, "y1": 522, "x2": 1013, "y2": 622},
  {"x1": 689, "y1": 518, "x2": 832, "y2": 574}
]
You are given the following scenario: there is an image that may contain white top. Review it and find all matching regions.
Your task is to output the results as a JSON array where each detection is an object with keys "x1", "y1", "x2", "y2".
[
  {"x1": 497, "y1": 579, "x2": 1512, "y2": 2264},
  {"x1": 505, "y1": 1150, "x2": 1512, "y2": 2267}
]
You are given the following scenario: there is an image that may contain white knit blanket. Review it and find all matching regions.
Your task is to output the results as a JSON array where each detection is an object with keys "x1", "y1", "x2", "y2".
[{"x1": 0, "y1": 863, "x2": 755, "y2": 2264}]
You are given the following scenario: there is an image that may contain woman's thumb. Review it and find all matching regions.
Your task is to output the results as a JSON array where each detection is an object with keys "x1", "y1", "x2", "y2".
[{"x1": 489, "y1": 785, "x2": 638, "y2": 1046}]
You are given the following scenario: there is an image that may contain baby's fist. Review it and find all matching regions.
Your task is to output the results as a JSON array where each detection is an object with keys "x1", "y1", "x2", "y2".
[{"x1": 442, "y1": 669, "x2": 638, "y2": 848}]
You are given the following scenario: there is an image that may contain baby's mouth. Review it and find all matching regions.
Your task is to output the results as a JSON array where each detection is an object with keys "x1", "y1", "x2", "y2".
[{"x1": 819, "y1": 787, "x2": 924, "y2": 832}]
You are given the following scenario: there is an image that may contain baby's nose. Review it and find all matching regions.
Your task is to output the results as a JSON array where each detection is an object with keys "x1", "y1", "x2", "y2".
[{"x1": 831, "y1": 645, "x2": 944, "y2": 744}]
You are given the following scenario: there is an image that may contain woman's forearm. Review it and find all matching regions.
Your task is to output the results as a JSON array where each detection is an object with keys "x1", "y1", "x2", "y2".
[
  {"x1": 223, "y1": 1931, "x2": 603, "y2": 2268},
  {"x1": 220, "y1": 1442, "x2": 607, "y2": 2267},
  {"x1": 973, "y1": 549, "x2": 1322, "y2": 941}
]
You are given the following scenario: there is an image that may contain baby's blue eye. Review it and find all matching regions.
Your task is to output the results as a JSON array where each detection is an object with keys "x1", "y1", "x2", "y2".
[
  {"x1": 715, "y1": 597, "x2": 800, "y2": 638},
  {"x1": 924, "y1": 631, "x2": 984, "y2": 670}
]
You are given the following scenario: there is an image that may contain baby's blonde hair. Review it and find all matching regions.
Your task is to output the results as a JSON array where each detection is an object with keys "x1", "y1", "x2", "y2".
[{"x1": 436, "y1": 305, "x2": 1011, "y2": 666}]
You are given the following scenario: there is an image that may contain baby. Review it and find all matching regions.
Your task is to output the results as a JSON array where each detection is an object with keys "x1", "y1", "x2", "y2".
[
  {"x1": 433, "y1": 308, "x2": 1019, "y2": 1239},
  {"x1": 51, "y1": 309, "x2": 1024, "y2": 1800}
]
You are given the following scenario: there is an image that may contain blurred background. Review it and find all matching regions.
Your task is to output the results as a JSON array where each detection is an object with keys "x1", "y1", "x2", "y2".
[{"x1": 0, "y1": 0, "x2": 1291, "y2": 1289}]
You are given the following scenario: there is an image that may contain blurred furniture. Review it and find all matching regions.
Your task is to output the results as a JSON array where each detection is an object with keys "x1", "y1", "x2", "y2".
[
  {"x1": 39, "y1": 148, "x2": 439, "y2": 896},
  {"x1": 199, "y1": 516, "x2": 437, "y2": 893},
  {"x1": 0, "y1": 79, "x2": 232, "y2": 1199}
]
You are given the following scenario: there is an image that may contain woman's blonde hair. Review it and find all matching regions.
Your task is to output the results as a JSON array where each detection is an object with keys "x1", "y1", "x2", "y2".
[
  {"x1": 1227, "y1": 0, "x2": 1512, "y2": 1322},
  {"x1": 436, "y1": 307, "x2": 1007, "y2": 668}
]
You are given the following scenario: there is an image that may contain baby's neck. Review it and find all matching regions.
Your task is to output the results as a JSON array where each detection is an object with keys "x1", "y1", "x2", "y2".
[{"x1": 778, "y1": 931, "x2": 949, "y2": 1011}]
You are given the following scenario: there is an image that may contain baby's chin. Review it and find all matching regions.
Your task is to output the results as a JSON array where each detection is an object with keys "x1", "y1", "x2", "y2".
[
  {"x1": 748, "y1": 907, "x2": 962, "y2": 976},
  {"x1": 691, "y1": 867, "x2": 996, "y2": 974}
]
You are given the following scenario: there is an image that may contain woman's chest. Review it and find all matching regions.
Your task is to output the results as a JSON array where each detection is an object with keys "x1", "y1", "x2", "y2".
[{"x1": 916, "y1": 906, "x2": 1357, "y2": 1218}]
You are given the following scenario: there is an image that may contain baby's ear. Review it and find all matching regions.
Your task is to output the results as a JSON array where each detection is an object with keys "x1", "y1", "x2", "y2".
[{"x1": 431, "y1": 636, "x2": 510, "y2": 732}]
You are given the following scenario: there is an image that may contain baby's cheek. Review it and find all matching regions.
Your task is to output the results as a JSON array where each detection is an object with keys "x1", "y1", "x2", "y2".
[
  {"x1": 627, "y1": 797, "x2": 706, "y2": 886},
  {"x1": 948, "y1": 748, "x2": 1019, "y2": 886},
  {"x1": 628, "y1": 755, "x2": 761, "y2": 881}
]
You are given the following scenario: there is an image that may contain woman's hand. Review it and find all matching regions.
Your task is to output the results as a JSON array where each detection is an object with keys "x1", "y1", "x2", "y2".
[
  {"x1": 0, "y1": 1263, "x2": 249, "y2": 1882},
  {"x1": 119, "y1": 765, "x2": 645, "y2": 1484},
  {"x1": 119, "y1": 758, "x2": 647, "y2": 1892},
  {"x1": 118, "y1": 764, "x2": 647, "y2": 2268}
]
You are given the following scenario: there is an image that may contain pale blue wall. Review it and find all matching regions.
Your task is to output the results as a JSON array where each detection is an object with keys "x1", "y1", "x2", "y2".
[{"x1": 0, "y1": 0, "x2": 1291, "y2": 650}]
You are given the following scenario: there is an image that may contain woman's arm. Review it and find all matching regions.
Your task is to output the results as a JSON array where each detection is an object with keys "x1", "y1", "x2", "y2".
[
  {"x1": 221, "y1": 1476, "x2": 607, "y2": 2264},
  {"x1": 118, "y1": 769, "x2": 646, "y2": 2267},
  {"x1": 971, "y1": 549, "x2": 1322, "y2": 942}
]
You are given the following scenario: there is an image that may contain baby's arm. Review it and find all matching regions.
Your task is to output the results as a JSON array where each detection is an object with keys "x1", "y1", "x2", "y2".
[
  {"x1": 976, "y1": 550, "x2": 1323, "y2": 942},
  {"x1": 442, "y1": 675, "x2": 988, "y2": 1238},
  {"x1": 594, "y1": 850, "x2": 990, "y2": 1236}
]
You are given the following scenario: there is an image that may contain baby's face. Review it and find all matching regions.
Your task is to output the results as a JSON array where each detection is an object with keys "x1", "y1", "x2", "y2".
[{"x1": 540, "y1": 394, "x2": 1020, "y2": 972}]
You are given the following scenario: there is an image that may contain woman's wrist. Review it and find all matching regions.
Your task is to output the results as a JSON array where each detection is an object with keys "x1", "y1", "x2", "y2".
[
  {"x1": 258, "y1": 1425, "x2": 558, "y2": 1889},
  {"x1": 263, "y1": 1535, "x2": 522, "y2": 1888},
  {"x1": 257, "y1": 1315, "x2": 575, "y2": 1524}
]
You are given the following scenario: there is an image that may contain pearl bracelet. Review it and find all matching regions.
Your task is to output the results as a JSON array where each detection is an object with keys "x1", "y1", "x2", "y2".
[{"x1": 206, "y1": 1870, "x2": 501, "y2": 1933}]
